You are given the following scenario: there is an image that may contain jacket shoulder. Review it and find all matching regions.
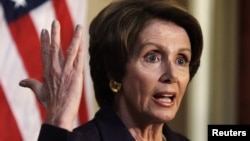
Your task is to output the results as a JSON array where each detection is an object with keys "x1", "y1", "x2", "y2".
[
  {"x1": 73, "y1": 120, "x2": 101, "y2": 141},
  {"x1": 163, "y1": 124, "x2": 190, "y2": 141}
]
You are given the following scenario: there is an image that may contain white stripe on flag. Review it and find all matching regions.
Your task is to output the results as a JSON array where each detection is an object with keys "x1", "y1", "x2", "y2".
[
  {"x1": 30, "y1": 1, "x2": 56, "y2": 36},
  {"x1": 66, "y1": 0, "x2": 88, "y2": 25}
]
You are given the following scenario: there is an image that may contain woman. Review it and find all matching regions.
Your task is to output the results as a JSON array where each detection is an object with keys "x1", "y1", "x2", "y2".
[{"x1": 19, "y1": 0, "x2": 203, "y2": 140}]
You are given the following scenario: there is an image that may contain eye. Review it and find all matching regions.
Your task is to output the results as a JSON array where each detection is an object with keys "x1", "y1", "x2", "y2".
[
  {"x1": 176, "y1": 56, "x2": 189, "y2": 66},
  {"x1": 144, "y1": 52, "x2": 160, "y2": 63}
]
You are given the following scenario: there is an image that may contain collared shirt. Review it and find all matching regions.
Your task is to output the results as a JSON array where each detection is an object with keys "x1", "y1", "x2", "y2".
[{"x1": 38, "y1": 105, "x2": 189, "y2": 141}]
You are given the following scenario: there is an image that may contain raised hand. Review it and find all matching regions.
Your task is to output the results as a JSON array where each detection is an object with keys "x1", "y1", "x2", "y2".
[{"x1": 19, "y1": 20, "x2": 84, "y2": 131}]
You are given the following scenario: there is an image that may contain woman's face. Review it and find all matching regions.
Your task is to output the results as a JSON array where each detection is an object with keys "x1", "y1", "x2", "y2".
[{"x1": 118, "y1": 19, "x2": 191, "y2": 124}]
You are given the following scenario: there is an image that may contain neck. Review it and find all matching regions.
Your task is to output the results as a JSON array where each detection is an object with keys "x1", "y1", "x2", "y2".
[
  {"x1": 115, "y1": 100, "x2": 165, "y2": 141},
  {"x1": 128, "y1": 124, "x2": 164, "y2": 141}
]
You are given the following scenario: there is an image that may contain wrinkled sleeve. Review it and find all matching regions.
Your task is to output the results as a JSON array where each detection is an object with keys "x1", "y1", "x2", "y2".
[{"x1": 38, "y1": 124, "x2": 73, "y2": 141}]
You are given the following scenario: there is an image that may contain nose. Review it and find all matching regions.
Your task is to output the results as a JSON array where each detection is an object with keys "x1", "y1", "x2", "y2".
[{"x1": 159, "y1": 61, "x2": 178, "y2": 83}]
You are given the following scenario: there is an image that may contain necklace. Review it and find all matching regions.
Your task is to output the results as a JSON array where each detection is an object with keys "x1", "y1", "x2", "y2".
[{"x1": 135, "y1": 134, "x2": 167, "y2": 141}]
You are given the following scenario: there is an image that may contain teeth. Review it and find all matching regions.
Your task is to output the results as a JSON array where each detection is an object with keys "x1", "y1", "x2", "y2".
[
  {"x1": 162, "y1": 94, "x2": 173, "y2": 98},
  {"x1": 153, "y1": 94, "x2": 174, "y2": 102},
  {"x1": 153, "y1": 93, "x2": 175, "y2": 105},
  {"x1": 159, "y1": 97, "x2": 172, "y2": 103}
]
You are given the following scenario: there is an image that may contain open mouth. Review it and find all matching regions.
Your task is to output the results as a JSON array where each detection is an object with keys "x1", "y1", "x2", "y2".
[{"x1": 152, "y1": 93, "x2": 176, "y2": 106}]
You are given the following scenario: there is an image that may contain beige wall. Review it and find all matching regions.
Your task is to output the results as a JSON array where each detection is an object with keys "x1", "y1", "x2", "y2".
[{"x1": 87, "y1": 0, "x2": 112, "y2": 25}]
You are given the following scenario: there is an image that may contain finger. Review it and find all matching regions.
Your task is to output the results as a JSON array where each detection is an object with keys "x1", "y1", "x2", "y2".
[
  {"x1": 58, "y1": 46, "x2": 64, "y2": 67},
  {"x1": 50, "y1": 20, "x2": 63, "y2": 72},
  {"x1": 64, "y1": 25, "x2": 83, "y2": 69},
  {"x1": 51, "y1": 20, "x2": 61, "y2": 49},
  {"x1": 40, "y1": 29, "x2": 51, "y2": 78},
  {"x1": 74, "y1": 41, "x2": 84, "y2": 72},
  {"x1": 19, "y1": 78, "x2": 43, "y2": 99}
]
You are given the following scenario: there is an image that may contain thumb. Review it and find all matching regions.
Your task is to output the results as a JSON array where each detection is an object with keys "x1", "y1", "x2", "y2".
[{"x1": 19, "y1": 78, "x2": 43, "y2": 97}]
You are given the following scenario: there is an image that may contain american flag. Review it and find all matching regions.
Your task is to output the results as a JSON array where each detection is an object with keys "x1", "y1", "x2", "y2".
[{"x1": 0, "y1": 0, "x2": 93, "y2": 140}]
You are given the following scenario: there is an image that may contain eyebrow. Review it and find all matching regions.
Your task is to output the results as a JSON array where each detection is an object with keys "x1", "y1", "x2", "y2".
[
  {"x1": 178, "y1": 48, "x2": 191, "y2": 52},
  {"x1": 132, "y1": 42, "x2": 191, "y2": 57},
  {"x1": 140, "y1": 42, "x2": 191, "y2": 52}
]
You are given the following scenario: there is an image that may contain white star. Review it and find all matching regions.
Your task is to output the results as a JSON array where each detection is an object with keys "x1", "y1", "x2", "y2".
[{"x1": 11, "y1": 0, "x2": 27, "y2": 8}]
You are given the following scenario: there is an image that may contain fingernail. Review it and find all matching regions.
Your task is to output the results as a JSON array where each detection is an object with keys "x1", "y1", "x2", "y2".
[
  {"x1": 19, "y1": 81, "x2": 27, "y2": 87},
  {"x1": 75, "y1": 25, "x2": 80, "y2": 31},
  {"x1": 41, "y1": 29, "x2": 46, "y2": 35},
  {"x1": 52, "y1": 20, "x2": 58, "y2": 27},
  {"x1": 75, "y1": 25, "x2": 83, "y2": 35}
]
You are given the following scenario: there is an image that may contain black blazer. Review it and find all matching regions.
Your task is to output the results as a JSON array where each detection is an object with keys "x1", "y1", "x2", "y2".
[{"x1": 38, "y1": 105, "x2": 189, "y2": 141}]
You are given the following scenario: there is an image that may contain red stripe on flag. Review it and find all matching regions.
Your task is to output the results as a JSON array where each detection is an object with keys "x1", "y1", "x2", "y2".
[
  {"x1": 53, "y1": 0, "x2": 89, "y2": 124},
  {"x1": 0, "y1": 85, "x2": 23, "y2": 141},
  {"x1": 8, "y1": 15, "x2": 46, "y2": 121}
]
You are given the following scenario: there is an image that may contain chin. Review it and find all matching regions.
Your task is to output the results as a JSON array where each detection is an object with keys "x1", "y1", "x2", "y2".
[
  {"x1": 162, "y1": 113, "x2": 176, "y2": 122},
  {"x1": 150, "y1": 109, "x2": 177, "y2": 123}
]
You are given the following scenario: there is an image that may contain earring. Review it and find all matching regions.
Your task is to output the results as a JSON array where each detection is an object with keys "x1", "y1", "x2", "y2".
[{"x1": 109, "y1": 80, "x2": 121, "y2": 93}]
